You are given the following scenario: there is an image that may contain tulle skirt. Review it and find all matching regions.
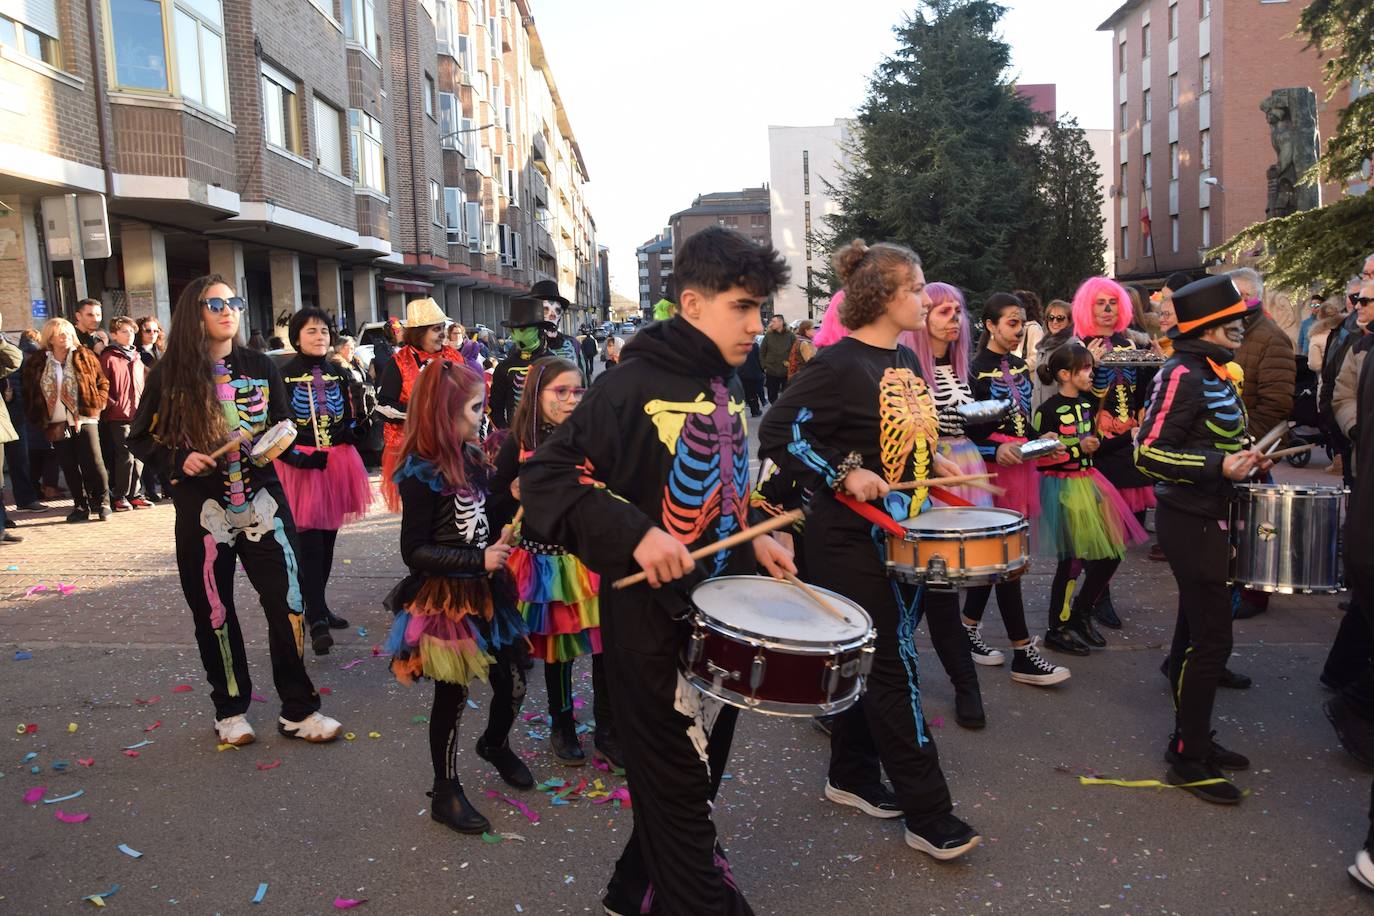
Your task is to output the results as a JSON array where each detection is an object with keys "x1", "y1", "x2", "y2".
[
  {"x1": 1038, "y1": 469, "x2": 1148, "y2": 561},
  {"x1": 380, "y1": 423, "x2": 404, "y2": 513},
  {"x1": 1117, "y1": 485, "x2": 1157, "y2": 513},
  {"x1": 986, "y1": 434, "x2": 1042, "y2": 520},
  {"x1": 274, "y1": 444, "x2": 372, "y2": 531},
  {"x1": 508, "y1": 545, "x2": 602, "y2": 663},
  {"x1": 384, "y1": 573, "x2": 526, "y2": 686},
  {"x1": 932, "y1": 437, "x2": 994, "y2": 508}
]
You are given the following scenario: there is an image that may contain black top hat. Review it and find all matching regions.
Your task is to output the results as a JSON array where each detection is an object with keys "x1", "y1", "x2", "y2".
[
  {"x1": 529, "y1": 280, "x2": 570, "y2": 307},
  {"x1": 502, "y1": 297, "x2": 555, "y2": 329},
  {"x1": 1168, "y1": 275, "x2": 1253, "y2": 339}
]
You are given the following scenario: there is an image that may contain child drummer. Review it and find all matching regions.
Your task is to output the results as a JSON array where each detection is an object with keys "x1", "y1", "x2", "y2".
[
  {"x1": 520, "y1": 227, "x2": 794, "y2": 916},
  {"x1": 1135, "y1": 274, "x2": 1269, "y2": 805}
]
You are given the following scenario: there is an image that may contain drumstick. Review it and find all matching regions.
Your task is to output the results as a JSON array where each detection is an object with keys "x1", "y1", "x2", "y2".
[
  {"x1": 1259, "y1": 443, "x2": 1316, "y2": 462},
  {"x1": 891, "y1": 473, "x2": 994, "y2": 491},
  {"x1": 783, "y1": 572, "x2": 853, "y2": 625},
  {"x1": 1254, "y1": 420, "x2": 1292, "y2": 453},
  {"x1": 171, "y1": 434, "x2": 246, "y2": 486},
  {"x1": 612, "y1": 509, "x2": 805, "y2": 589},
  {"x1": 498, "y1": 507, "x2": 525, "y2": 546}
]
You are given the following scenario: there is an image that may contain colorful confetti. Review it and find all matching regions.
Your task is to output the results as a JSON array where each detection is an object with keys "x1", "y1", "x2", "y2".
[
  {"x1": 117, "y1": 843, "x2": 142, "y2": 859},
  {"x1": 485, "y1": 790, "x2": 540, "y2": 824},
  {"x1": 252, "y1": 883, "x2": 269, "y2": 904},
  {"x1": 77, "y1": 758, "x2": 94, "y2": 767},
  {"x1": 55, "y1": 809, "x2": 90, "y2": 823},
  {"x1": 256, "y1": 760, "x2": 282, "y2": 771},
  {"x1": 333, "y1": 897, "x2": 367, "y2": 909},
  {"x1": 122, "y1": 750, "x2": 140, "y2": 758},
  {"x1": 22, "y1": 786, "x2": 46, "y2": 804},
  {"x1": 144, "y1": 720, "x2": 162, "y2": 732},
  {"x1": 43, "y1": 789, "x2": 85, "y2": 804},
  {"x1": 172, "y1": 685, "x2": 193, "y2": 693},
  {"x1": 82, "y1": 884, "x2": 119, "y2": 907},
  {"x1": 123, "y1": 739, "x2": 153, "y2": 750},
  {"x1": 14, "y1": 650, "x2": 32, "y2": 661},
  {"x1": 67, "y1": 722, "x2": 79, "y2": 733}
]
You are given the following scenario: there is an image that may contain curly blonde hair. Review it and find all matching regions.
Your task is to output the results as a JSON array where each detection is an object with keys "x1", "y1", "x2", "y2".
[{"x1": 833, "y1": 239, "x2": 923, "y2": 330}]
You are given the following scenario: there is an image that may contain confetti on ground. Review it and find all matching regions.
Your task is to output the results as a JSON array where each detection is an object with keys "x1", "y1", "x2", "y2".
[
  {"x1": 466, "y1": 699, "x2": 478, "y2": 710},
  {"x1": 319, "y1": 687, "x2": 332, "y2": 695},
  {"x1": 5, "y1": 564, "x2": 18, "y2": 570},
  {"x1": 344, "y1": 733, "x2": 357, "y2": 741},
  {"x1": 22, "y1": 786, "x2": 46, "y2": 804},
  {"x1": 485, "y1": 791, "x2": 541, "y2": 824},
  {"x1": 172, "y1": 685, "x2": 193, "y2": 693},
  {"x1": 82, "y1": 885, "x2": 119, "y2": 907},
  {"x1": 55, "y1": 809, "x2": 90, "y2": 823},
  {"x1": 357, "y1": 627, "x2": 367, "y2": 637},
  {"x1": 931, "y1": 716, "x2": 945, "y2": 728},
  {"x1": 216, "y1": 744, "x2": 239, "y2": 752},
  {"x1": 144, "y1": 720, "x2": 162, "y2": 732},
  {"x1": 51, "y1": 760, "x2": 69, "y2": 772},
  {"x1": 57, "y1": 583, "x2": 77, "y2": 596},
  {"x1": 573, "y1": 698, "x2": 585, "y2": 709},
  {"x1": 256, "y1": 760, "x2": 282, "y2": 771},
  {"x1": 367, "y1": 731, "x2": 381, "y2": 739},
  {"x1": 23, "y1": 585, "x2": 46, "y2": 597},
  {"x1": 43, "y1": 789, "x2": 85, "y2": 804},
  {"x1": 22, "y1": 752, "x2": 37, "y2": 762},
  {"x1": 18, "y1": 723, "x2": 37, "y2": 734},
  {"x1": 134, "y1": 696, "x2": 161, "y2": 705},
  {"x1": 340, "y1": 659, "x2": 365, "y2": 670},
  {"x1": 14, "y1": 650, "x2": 32, "y2": 661},
  {"x1": 333, "y1": 897, "x2": 367, "y2": 909},
  {"x1": 122, "y1": 751, "x2": 139, "y2": 758},
  {"x1": 591, "y1": 787, "x2": 632, "y2": 809},
  {"x1": 77, "y1": 759, "x2": 94, "y2": 767},
  {"x1": 252, "y1": 883, "x2": 268, "y2": 904},
  {"x1": 250, "y1": 693, "x2": 268, "y2": 702},
  {"x1": 117, "y1": 843, "x2": 142, "y2": 859},
  {"x1": 410, "y1": 715, "x2": 428, "y2": 724},
  {"x1": 123, "y1": 739, "x2": 153, "y2": 750},
  {"x1": 68, "y1": 722, "x2": 78, "y2": 733}
]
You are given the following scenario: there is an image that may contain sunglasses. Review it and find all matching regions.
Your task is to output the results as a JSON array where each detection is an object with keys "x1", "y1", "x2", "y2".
[
  {"x1": 1354, "y1": 296, "x2": 1374, "y2": 308},
  {"x1": 1046, "y1": 314, "x2": 1070, "y2": 324},
  {"x1": 200, "y1": 297, "x2": 246, "y2": 313},
  {"x1": 548, "y1": 385, "x2": 586, "y2": 402}
]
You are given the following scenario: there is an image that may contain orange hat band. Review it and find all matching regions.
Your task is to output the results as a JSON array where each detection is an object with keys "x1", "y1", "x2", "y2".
[{"x1": 1175, "y1": 300, "x2": 1248, "y2": 334}]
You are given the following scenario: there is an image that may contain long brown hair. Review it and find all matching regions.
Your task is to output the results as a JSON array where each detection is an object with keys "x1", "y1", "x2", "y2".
[
  {"x1": 509, "y1": 356, "x2": 578, "y2": 451},
  {"x1": 399, "y1": 359, "x2": 487, "y2": 492},
  {"x1": 146, "y1": 274, "x2": 235, "y2": 451}
]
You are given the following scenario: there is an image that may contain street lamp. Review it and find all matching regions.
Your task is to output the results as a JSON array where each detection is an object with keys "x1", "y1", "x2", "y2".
[{"x1": 438, "y1": 123, "x2": 497, "y2": 145}]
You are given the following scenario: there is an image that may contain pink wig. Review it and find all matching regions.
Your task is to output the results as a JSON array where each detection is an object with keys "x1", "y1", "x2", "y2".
[
  {"x1": 901, "y1": 282, "x2": 970, "y2": 385},
  {"x1": 1071, "y1": 276, "x2": 1132, "y2": 338},
  {"x1": 812, "y1": 290, "x2": 850, "y2": 347}
]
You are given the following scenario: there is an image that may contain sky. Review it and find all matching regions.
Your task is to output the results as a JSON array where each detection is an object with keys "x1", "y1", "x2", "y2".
[{"x1": 530, "y1": 1, "x2": 1115, "y2": 300}]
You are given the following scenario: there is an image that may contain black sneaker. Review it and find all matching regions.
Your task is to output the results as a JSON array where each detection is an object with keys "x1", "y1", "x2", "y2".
[
  {"x1": 1045, "y1": 627, "x2": 1090, "y2": 656},
  {"x1": 904, "y1": 813, "x2": 981, "y2": 860},
  {"x1": 954, "y1": 686, "x2": 986, "y2": 730},
  {"x1": 1010, "y1": 639, "x2": 1070, "y2": 686},
  {"x1": 1166, "y1": 731, "x2": 1249, "y2": 771},
  {"x1": 824, "y1": 779, "x2": 903, "y2": 819},
  {"x1": 550, "y1": 716, "x2": 586, "y2": 766},
  {"x1": 310, "y1": 624, "x2": 334, "y2": 655},
  {"x1": 1219, "y1": 667, "x2": 1252, "y2": 689},
  {"x1": 964, "y1": 623, "x2": 1004, "y2": 666},
  {"x1": 65, "y1": 509, "x2": 91, "y2": 523},
  {"x1": 476, "y1": 735, "x2": 534, "y2": 789},
  {"x1": 1164, "y1": 754, "x2": 1242, "y2": 805},
  {"x1": 1093, "y1": 592, "x2": 1122, "y2": 629}
]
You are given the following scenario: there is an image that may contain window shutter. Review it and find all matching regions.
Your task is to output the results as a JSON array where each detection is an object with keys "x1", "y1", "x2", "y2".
[{"x1": 466, "y1": 202, "x2": 481, "y2": 252}]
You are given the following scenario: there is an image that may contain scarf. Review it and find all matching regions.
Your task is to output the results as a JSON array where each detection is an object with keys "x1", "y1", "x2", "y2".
[{"x1": 40, "y1": 350, "x2": 80, "y2": 426}]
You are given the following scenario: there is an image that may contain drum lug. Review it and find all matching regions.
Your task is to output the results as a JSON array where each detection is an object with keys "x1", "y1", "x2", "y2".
[
  {"x1": 858, "y1": 644, "x2": 875, "y2": 677},
  {"x1": 750, "y1": 652, "x2": 767, "y2": 691},
  {"x1": 927, "y1": 555, "x2": 949, "y2": 585},
  {"x1": 822, "y1": 659, "x2": 841, "y2": 699},
  {"x1": 685, "y1": 628, "x2": 705, "y2": 665}
]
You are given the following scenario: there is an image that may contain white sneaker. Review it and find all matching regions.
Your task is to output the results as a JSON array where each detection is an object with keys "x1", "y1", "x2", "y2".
[
  {"x1": 964, "y1": 623, "x2": 1004, "y2": 666},
  {"x1": 277, "y1": 711, "x2": 342, "y2": 743},
  {"x1": 214, "y1": 714, "x2": 256, "y2": 746},
  {"x1": 1351, "y1": 849, "x2": 1374, "y2": 891}
]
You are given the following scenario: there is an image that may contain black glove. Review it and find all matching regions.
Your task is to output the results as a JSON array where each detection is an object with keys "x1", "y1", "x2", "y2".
[{"x1": 937, "y1": 407, "x2": 967, "y2": 437}]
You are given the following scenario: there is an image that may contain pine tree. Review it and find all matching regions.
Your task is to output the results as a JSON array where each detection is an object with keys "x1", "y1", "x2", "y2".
[
  {"x1": 1018, "y1": 116, "x2": 1107, "y2": 301},
  {"x1": 1211, "y1": 0, "x2": 1374, "y2": 293}
]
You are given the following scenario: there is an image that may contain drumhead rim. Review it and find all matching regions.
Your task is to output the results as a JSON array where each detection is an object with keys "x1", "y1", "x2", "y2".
[
  {"x1": 690, "y1": 575, "x2": 873, "y2": 646},
  {"x1": 1233, "y1": 483, "x2": 1349, "y2": 497},
  {"x1": 897, "y1": 507, "x2": 1028, "y2": 537}
]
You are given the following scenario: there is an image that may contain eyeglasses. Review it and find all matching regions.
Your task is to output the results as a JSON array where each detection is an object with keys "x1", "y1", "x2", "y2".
[
  {"x1": 548, "y1": 385, "x2": 586, "y2": 402},
  {"x1": 1046, "y1": 314, "x2": 1070, "y2": 324},
  {"x1": 200, "y1": 297, "x2": 246, "y2": 313}
]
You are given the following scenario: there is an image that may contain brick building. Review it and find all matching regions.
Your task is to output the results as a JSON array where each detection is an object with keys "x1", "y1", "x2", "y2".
[
  {"x1": 669, "y1": 186, "x2": 770, "y2": 253},
  {"x1": 0, "y1": 0, "x2": 598, "y2": 338},
  {"x1": 1098, "y1": 0, "x2": 1351, "y2": 284},
  {"x1": 633, "y1": 228, "x2": 670, "y2": 315}
]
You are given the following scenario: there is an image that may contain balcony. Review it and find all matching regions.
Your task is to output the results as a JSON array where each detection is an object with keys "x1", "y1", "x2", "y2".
[
  {"x1": 531, "y1": 130, "x2": 549, "y2": 174},
  {"x1": 530, "y1": 168, "x2": 548, "y2": 206},
  {"x1": 533, "y1": 221, "x2": 555, "y2": 257}
]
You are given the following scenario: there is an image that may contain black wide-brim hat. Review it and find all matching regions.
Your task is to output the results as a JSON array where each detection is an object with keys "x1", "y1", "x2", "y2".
[
  {"x1": 1168, "y1": 275, "x2": 1256, "y2": 339},
  {"x1": 529, "y1": 279, "x2": 570, "y2": 308},
  {"x1": 502, "y1": 296, "x2": 555, "y2": 329}
]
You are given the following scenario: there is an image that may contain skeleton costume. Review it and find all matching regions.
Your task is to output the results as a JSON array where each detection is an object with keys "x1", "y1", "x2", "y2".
[
  {"x1": 128, "y1": 346, "x2": 322, "y2": 726},
  {"x1": 521, "y1": 317, "x2": 757, "y2": 916},
  {"x1": 376, "y1": 343, "x2": 465, "y2": 510}
]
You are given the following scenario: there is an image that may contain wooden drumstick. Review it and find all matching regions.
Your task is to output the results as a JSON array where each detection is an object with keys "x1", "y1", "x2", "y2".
[
  {"x1": 1259, "y1": 442, "x2": 1316, "y2": 462},
  {"x1": 498, "y1": 507, "x2": 525, "y2": 546},
  {"x1": 612, "y1": 509, "x2": 804, "y2": 589},
  {"x1": 891, "y1": 473, "x2": 996, "y2": 491},
  {"x1": 783, "y1": 572, "x2": 852, "y2": 624},
  {"x1": 1254, "y1": 420, "x2": 1292, "y2": 453},
  {"x1": 171, "y1": 434, "x2": 246, "y2": 486}
]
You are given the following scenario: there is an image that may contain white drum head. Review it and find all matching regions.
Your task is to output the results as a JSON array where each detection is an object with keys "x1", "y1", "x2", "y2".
[
  {"x1": 901, "y1": 507, "x2": 1022, "y2": 533},
  {"x1": 691, "y1": 576, "x2": 869, "y2": 644}
]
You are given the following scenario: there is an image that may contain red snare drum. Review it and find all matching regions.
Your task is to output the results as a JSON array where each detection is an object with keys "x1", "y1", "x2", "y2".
[{"x1": 682, "y1": 576, "x2": 875, "y2": 717}]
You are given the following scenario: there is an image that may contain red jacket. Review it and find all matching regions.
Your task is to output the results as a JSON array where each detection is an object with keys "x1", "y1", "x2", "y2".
[{"x1": 100, "y1": 345, "x2": 146, "y2": 422}]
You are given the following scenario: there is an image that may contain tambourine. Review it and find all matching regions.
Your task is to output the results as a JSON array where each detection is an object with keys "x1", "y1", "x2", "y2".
[
  {"x1": 1019, "y1": 438, "x2": 1062, "y2": 461},
  {"x1": 955, "y1": 399, "x2": 1012, "y2": 426},
  {"x1": 249, "y1": 420, "x2": 297, "y2": 467},
  {"x1": 1098, "y1": 349, "x2": 1166, "y2": 368}
]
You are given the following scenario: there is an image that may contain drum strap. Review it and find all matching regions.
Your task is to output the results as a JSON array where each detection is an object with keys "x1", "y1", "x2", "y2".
[{"x1": 834, "y1": 492, "x2": 905, "y2": 535}]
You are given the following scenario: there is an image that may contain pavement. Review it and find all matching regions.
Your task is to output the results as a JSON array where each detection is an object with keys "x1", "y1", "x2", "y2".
[{"x1": 0, "y1": 441, "x2": 1370, "y2": 914}]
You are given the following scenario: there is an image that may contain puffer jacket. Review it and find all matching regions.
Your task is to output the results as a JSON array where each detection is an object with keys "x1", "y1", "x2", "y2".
[
  {"x1": 1234, "y1": 314, "x2": 1295, "y2": 439},
  {"x1": 1332, "y1": 332, "x2": 1370, "y2": 438},
  {"x1": 21, "y1": 346, "x2": 109, "y2": 427}
]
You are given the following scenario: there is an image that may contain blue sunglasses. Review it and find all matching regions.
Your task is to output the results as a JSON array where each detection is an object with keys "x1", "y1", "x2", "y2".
[{"x1": 200, "y1": 296, "x2": 246, "y2": 313}]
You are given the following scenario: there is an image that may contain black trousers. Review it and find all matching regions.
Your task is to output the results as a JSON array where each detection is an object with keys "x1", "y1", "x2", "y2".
[
  {"x1": 173, "y1": 486, "x2": 321, "y2": 722},
  {"x1": 1156, "y1": 506, "x2": 1233, "y2": 758},
  {"x1": 4, "y1": 412, "x2": 38, "y2": 505},
  {"x1": 103, "y1": 421, "x2": 143, "y2": 501},
  {"x1": 809, "y1": 512, "x2": 953, "y2": 829},
  {"x1": 962, "y1": 581, "x2": 1031, "y2": 643},
  {"x1": 1048, "y1": 557, "x2": 1120, "y2": 629},
  {"x1": 764, "y1": 374, "x2": 787, "y2": 404},
  {"x1": 925, "y1": 587, "x2": 981, "y2": 693},
  {"x1": 430, "y1": 646, "x2": 527, "y2": 780},
  {"x1": 603, "y1": 641, "x2": 750, "y2": 916},
  {"x1": 544, "y1": 653, "x2": 613, "y2": 729},
  {"x1": 54, "y1": 423, "x2": 108, "y2": 511},
  {"x1": 295, "y1": 527, "x2": 339, "y2": 632},
  {"x1": 741, "y1": 378, "x2": 764, "y2": 415}
]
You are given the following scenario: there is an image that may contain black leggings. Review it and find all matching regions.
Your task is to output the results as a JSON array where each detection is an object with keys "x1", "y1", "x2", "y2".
[
  {"x1": 55, "y1": 424, "x2": 108, "y2": 511},
  {"x1": 429, "y1": 647, "x2": 527, "y2": 780},
  {"x1": 962, "y1": 581, "x2": 1031, "y2": 643},
  {"x1": 295, "y1": 528, "x2": 339, "y2": 631},
  {"x1": 1048, "y1": 557, "x2": 1120, "y2": 628},
  {"x1": 544, "y1": 654, "x2": 613, "y2": 728}
]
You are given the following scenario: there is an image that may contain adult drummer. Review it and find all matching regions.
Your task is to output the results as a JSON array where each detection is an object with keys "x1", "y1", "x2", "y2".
[
  {"x1": 521, "y1": 226, "x2": 793, "y2": 916},
  {"x1": 1136, "y1": 274, "x2": 1269, "y2": 805},
  {"x1": 758, "y1": 238, "x2": 981, "y2": 861}
]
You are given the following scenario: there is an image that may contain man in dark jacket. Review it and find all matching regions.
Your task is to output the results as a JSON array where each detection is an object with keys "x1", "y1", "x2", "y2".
[
  {"x1": 1319, "y1": 282, "x2": 1365, "y2": 487},
  {"x1": 521, "y1": 227, "x2": 794, "y2": 916},
  {"x1": 1136, "y1": 274, "x2": 1270, "y2": 805},
  {"x1": 739, "y1": 338, "x2": 765, "y2": 416},
  {"x1": 758, "y1": 315, "x2": 794, "y2": 403},
  {"x1": 2, "y1": 331, "x2": 40, "y2": 511}
]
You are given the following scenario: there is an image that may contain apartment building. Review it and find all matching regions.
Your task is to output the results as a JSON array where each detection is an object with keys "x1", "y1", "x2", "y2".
[
  {"x1": 1098, "y1": 0, "x2": 1347, "y2": 283},
  {"x1": 634, "y1": 228, "x2": 670, "y2": 315},
  {"x1": 767, "y1": 120, "x2": 852, "y2": 322},
  {"x1": 670, "y1": 186, "x2": 770, "y2": 254},
  {"x1": 0, "y1": 0, "x2": 597, "y2": 338}
]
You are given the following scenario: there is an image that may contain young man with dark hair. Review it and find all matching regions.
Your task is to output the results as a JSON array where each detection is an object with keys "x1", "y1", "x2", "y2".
[
  {"x1": 74, "y1": 299, "x2": 103, "y2": 349},
  {"x1": 521, "y1": 227, "x2": 794, "y2": 915}
]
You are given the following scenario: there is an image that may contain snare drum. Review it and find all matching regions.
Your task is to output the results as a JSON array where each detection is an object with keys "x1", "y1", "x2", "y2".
[
  {"x1": 886, "y1": 507, "x2": 1029, "y2": 587},
  {"x1": 682, "y1": 576, "x2": 875, "y2": 717},
  {"x1": 1230, "y1": 483, "x2": 1346, "y2": 593},
  {"x1": 250, "y1": 420, "x2": 298, "y2": 467}
]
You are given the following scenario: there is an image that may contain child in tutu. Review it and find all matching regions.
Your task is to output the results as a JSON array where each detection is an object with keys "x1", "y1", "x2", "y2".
[
  {"x1": 384, "y1": 359, "x2": 533, "y2": 836},
  {"x1": 1034, "y1": 344, "x2": 1146, "y2": 655}
]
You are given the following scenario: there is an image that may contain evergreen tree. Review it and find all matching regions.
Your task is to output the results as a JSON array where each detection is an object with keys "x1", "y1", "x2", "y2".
[
  {"x1": 1018, "y1": 116, "x2": 1107, "y2": 301},
  {"x1": 1211, "y1": 0, "x2": 1374, "y2": 293}
]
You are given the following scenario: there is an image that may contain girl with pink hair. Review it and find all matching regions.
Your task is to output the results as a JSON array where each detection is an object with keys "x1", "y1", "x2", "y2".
[{"x1": 1070, "y1": 276, "x2": 1158, "y2": 631}]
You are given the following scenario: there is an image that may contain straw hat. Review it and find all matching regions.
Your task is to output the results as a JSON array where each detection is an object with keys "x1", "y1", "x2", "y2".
[{"x1": 404, "y1": 297, "x2": 446, "y2": 328}]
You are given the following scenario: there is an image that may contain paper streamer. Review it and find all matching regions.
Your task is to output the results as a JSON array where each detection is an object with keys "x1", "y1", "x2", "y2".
[
  {"x1": 55, "y1": 809, "x2": 90, "y2": 823},
  {"x1": 333, "y1": 897, "x2": 367, "y2": 909},
  {"x1": 485, "y1": 790, "x2": 541, "y2": 824},
  {"x1": 123, "y1": 739, "x2": 153, "y2": 750},
  {"x1": 43, "y1": 789, "x2": 85, "y2": 804},
  {"x1": 82, "y1": 884, "x2": 119, "y2": 907},
  {"x1": 172, "y1": 685, "x2": 193, "y2": 693},
  {"x1": 1077, "y1": 775, "x2": 1240, "y2": 791},
  {"x1": 117, "y1": 843, "x2": 142, "y2": 858},
  {"x1": 252, "y1": 883, "x2": 269, "y2": 904},
  {"x1": 339, "y1": 659, "x2": 365, "y2": 670}
]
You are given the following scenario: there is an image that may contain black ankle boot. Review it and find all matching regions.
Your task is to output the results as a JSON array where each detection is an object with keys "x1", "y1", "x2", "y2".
[
  {"x1": 428, "y1": 778, "x2": 491, "y2": 834},
  {"x1": 1093, "y1": 591, "x2": 1122, "y2": 629},
  {"x1": 954, "y1": 685, "x2": 986, "y2": 729},
  {"x1": 593, "y1": 725, "x2": 625, "y2": 770},
  {"x1": 550, "y1": 714, "x2": 586, "y2": 765},
  {"x1": 310, "y1": 622, "x2": 334, "y2": 655},
  {"x1": 1069, "y1": 609, "x2": 1107, "y2": 648},
  {"x1": 476, "y1": 735, "x2": 534, "y2": 789}
]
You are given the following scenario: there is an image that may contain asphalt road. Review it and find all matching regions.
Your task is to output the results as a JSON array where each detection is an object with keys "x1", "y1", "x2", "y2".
[{"x1": 0, "y1": 443, "x2": 1368, "y2": 914}]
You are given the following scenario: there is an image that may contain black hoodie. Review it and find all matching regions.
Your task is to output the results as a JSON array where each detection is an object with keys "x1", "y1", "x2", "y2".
[{"x1": 519, "y1": 317, "x2": 756, "y2": 656}]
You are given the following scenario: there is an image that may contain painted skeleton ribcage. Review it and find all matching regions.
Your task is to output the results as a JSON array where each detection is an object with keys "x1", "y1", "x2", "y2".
[
  {"x1": 663, "y1": 400, "x2": 748, "y2": 576},
  {"x1": 931, "y1": 365, "x2": 974, "y2": 412}
]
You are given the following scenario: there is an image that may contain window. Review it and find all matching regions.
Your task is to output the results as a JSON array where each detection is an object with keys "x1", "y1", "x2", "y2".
[
  {"x1": 1120, "y1": 162, "x2": 1127, "y2": 195},
  {"x1": 349, "y1": 109, "x2": 385, "y2": 193},
  {"x1": 261, "y1": 61, "x2": 300, "y2": 154},
  {"x1": 802, "y1": 149, "x2": 810, "y2": 195},
  {"x1": 313, "y1": 96, "x2": 343, "y2": 174},
  {"x1": 466, "y1": 201, "x2": 481, "y2": 251},
  {"x1": 436, "y1": 0, "x2": 456, "y2": 47},
  {"x1": 1170, "y1": 215, "x2": 1180, "y2": 252},
  {"x1": 430, "y1": 180, "x2": 442, "y2": 227},
  {"x1": 0, "y1": 11, "x2": 60, "y2": 67},
  {"x1": 1168, "y1": 2, "x2": 1179, "y2": 40},
  {"x1": 108, "y1": 0, "x2": 167, "y2": 89},
  {"x1": 1143, "y1": 153, "x2": 1152, "y2": 189},
  {"x1": 424, "y1": 75, "x2": 435, "y2": 118},
  {"x1": 1120, "y1": 101, "x2": 1128, "y2": 130},
  {"x1": 1144, "y1": 229, "x2": 1153, "y2": 258},
  {"x1": 444, "y1": 186, "x2": 466, "y2": 242},
  {"x1": 1200, "y1": 54, "x2": 1211, "y2": 93},
  {"x1": 1141, "y1": 22, "x2": 1150, "y2": 57},
  {"x1": 1200, "y1": 0, "x2": 1210, "y2": 18},
  {"x1": 1121, "y1": 226, "x2": 1130, "y2": 260},
  {"x1": 1200, "y1": 206, "x2": 1210, "y2": 246},
  {"x1": 439, "y1": 92, "x2": 458, "y2": 148},
  {"x1": 343, "y1": 0, "x2": 380, "y2": 58},
  {"x1": 1118, "y1": 39, "x2": 1126, "y2": 74},
  {"x1": 804, "y1": 200, "x2": 812, "y2": 262},
  {"x1": 1142, "y1": 88, "x2": 1151, "y2": 122},
  {"x1": 1169, "y1": 74, "x2": 1178, "y2": 109},
  {"x1": 1200, "y1": 129, "x2": 1211, "y2": 169},
  {"x1": 1169, "y1": 142, "x2": 1179, "y2": 180},
  {"x1": 173, "y1": 0, "x2": 227, "y2": 115}
]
